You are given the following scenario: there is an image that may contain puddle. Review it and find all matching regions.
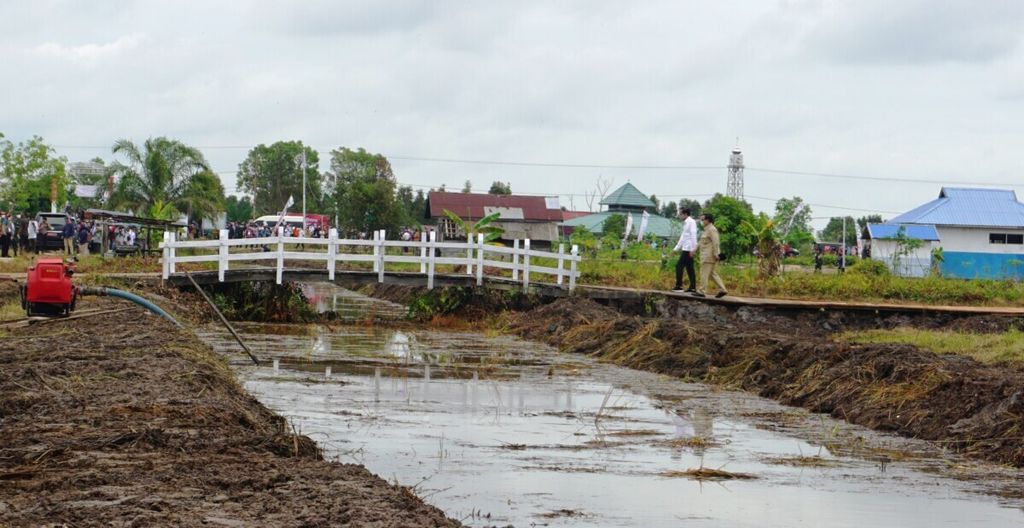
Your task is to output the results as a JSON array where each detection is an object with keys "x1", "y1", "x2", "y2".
[{"x1": 195, "y1": 286, "x2": 1024, "y2": 527}]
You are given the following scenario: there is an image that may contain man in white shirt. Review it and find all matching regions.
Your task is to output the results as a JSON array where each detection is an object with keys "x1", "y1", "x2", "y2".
[
  {"x1": 672, "y1": 208, "x2": 698, "y2": 292},
  {"x1": 27, "y1": 217, "x2": 38, "y2": 254}
]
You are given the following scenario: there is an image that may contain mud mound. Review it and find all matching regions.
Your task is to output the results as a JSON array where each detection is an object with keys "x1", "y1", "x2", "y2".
[
  {"x1": 507, "y1": 298, "x2": 1024, "y2": 467},
  {"x1": 0, "y1": 297, "x2": 459, "y2": 527}
]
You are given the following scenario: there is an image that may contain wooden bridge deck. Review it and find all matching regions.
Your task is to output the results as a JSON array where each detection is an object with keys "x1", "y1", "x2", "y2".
[{"x1": 173, "y1": 268, "x2": 1024, "y2": 317}]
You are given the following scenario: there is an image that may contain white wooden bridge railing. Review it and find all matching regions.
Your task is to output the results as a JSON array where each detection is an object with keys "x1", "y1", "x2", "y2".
[{"x1": 160, "y1": 228, "x2": 581, "y2": 291}]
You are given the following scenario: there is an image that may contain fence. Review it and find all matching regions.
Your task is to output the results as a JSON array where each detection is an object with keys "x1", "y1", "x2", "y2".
[{"x1": 161, "y1": 228, "x2": 581, "y2": 291}]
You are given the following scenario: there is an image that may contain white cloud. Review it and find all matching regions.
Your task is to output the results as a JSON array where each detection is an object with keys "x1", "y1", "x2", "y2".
[{"x1": 34, "y1": 33, "x2": 144, "y2": 63}]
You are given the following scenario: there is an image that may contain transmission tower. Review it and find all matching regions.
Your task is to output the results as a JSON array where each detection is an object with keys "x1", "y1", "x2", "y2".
[{"x1": 727, "y1": 146, "x2": 744, "y2": 200}]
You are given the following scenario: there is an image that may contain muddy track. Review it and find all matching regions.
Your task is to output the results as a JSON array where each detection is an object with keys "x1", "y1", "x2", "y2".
[
  {"x1": 0, "y1": 287, "x2": 460, "y2": 527},
  {"x1": 499, "y1": 296, "x2": 1024, "y2": 468}
]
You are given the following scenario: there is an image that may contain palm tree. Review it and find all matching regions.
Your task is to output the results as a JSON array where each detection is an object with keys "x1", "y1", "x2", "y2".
[{"x1": 107, "y1": 137, "x2": 223, "y2": 223}]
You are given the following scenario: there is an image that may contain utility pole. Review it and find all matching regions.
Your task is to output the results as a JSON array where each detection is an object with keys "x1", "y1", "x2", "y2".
[
  {"x1": 841, "y1": 216, "x2": 847, "y2": 271},
  {"x1": 301, "y1": 150, "x2": 307, "y2": 233}
]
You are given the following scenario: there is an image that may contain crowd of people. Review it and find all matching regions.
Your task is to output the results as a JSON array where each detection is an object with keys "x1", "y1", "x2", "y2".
[{"x1": 0, "y1": 211, "x2": 142, "y2": 259}]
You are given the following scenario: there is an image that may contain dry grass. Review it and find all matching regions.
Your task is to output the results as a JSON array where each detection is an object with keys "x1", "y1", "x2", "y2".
[
  {"x1": 842, "y1": 328, "x2": 1024, "y2": 364},
  {"x1": 660, "y1": 467, "x2": 756, "y2": 481},
  {"x1": 764, "y1": 455, "x2": 841, "y2": 468}
]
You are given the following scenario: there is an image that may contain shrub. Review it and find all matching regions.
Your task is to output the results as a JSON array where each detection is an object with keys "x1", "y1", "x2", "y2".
[{"x1": 849, "y1": 259, "x2": 890, "y2": 277}]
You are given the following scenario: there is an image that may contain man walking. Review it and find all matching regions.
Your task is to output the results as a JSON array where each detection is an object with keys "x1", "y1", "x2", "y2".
[
  {"x1": 0, "y1": 213, "x2": 11, "y2": 258},
  {"x1": 27, "y1": 215, "x2": 38, "y2": 255},
  {"x1": 693, "y1": 213, "x2": 728, "y2": 299},
  {"x1": 672, "y1": 208, "x2": 698, "y2": 292},
  {"x1": 62, "y1": 218, "x2": 77, "y2": 256},
  {"x1": 11, "y1": 214, "x2": 22, "y2": 257}
]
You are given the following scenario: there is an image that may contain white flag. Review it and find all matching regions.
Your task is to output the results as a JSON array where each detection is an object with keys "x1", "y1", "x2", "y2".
[
  {"x1": 623, "y1": 213, "x2": 633, "y2": 241},
  {"x1": 284, "y1": 195, "x2": 295, "y2": 210},
  {"x1": 636, "y1": 210, "x2": 650, "y2": 241}
]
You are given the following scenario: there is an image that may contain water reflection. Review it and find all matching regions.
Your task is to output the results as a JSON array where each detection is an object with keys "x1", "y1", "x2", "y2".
[{"x1": 195, "y1": 323, "x2": 1024, "y2": 528}]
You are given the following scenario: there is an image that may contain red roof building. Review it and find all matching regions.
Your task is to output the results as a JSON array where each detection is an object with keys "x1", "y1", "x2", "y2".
[{"x1": 427, "y1": 191, "x2": 564, "y2": 243}]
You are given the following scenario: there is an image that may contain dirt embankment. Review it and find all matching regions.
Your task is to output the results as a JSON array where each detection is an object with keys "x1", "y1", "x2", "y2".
[
  {"x1": 0, "y1": 292, "x2": 459, "y2": 527},
  {"x1": 503, "y1": 297, "x2": 1024, "y2": 468}
]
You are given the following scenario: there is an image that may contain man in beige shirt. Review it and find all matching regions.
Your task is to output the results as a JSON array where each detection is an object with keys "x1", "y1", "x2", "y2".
[{"x1": 693, "y1": 213, "x2": 728, "y2": 298}]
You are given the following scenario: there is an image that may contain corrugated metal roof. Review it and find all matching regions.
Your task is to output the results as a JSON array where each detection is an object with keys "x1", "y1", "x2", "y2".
[
  {"x1": 866, "y1": 223, "x2": 940, "y2": 241},
  {"x1": 599, "y1": 183, "x2": 656, "y2": 209},
  {"x1": 562, "y1": 211, "x2": 680, "y2": 238},
  {"x1": 889, "y1": 187, "x2": 1024, "y2": 228},
  {"x1": 427, "y1": 192, "x2": 563, "y2": 221}
]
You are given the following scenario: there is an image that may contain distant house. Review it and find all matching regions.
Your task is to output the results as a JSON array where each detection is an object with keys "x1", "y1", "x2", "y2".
[
  {"x1": 864, "y1": 224, "x2": 941, "y2": 277},
  {"x1": 560, "y1": 183, "x2": 680, "y2": 239},
  {"x1": 426, "y1": 191, "x2": 564, "y2": 244},
  {"x1": 868, "y1": 187, "x2": 1024, "y2": 279}
]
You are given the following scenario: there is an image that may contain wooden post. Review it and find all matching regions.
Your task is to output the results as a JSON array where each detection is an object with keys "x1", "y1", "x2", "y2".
[
  {"x1": 218, "y1": 229, "x2": 229, "y2": 282},
  {"x1": 466, "y1": 232, "x2": 473, "y2": 275},
  {"x1": 419, "y1": 231, "x2": 427, "y2": 274},
  {"x1": 327, "y1": 228, "x2": 338, "y2": 280},
  {"x1": 168, "y1": 231, "x2": 177, "y2": 275},
  {"x1": 556, "y1": 243, "x2": 565, "y2": 285},
  {"x1": 523, "y1": 239, "x2": 531, "y2": 292},
  {"x1": 276, "y1": 226, "x2": 284, "y2": 285},
  {"x1": 186, "y1": 272, "x2": 260, "y2": 366},
  {"x1": 161, "y1": 231, "x2": 171, "y2": 279},
  {"x1": 377, "y1": 229, "x2": 386, "y2": 283},
  {"x1": 427, "y1": 231, "x2": 437, "y2": 290},
  {"x1": 569, "y1": 244, "x2": 579, "y2": 291},
  {"x1": 476, "y1": 233, "x2": 484, "y2": 286},
  {"x1": 512, "y1": 239, "x2": 520, "y2": 281}
]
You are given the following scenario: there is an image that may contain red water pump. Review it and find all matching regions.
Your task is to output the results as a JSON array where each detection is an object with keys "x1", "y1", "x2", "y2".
[{"x1": 20, "y1": 258, "x2": 79, "y2": 317}]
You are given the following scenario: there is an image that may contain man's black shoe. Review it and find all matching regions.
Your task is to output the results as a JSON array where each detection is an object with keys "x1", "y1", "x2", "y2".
[
  {"x1": 691, "y1": 292, "x2": 706, "y2": 297},
  {"x1": 685, "y1": 288, "x2": 696, "y2": 293},
  {"x1": 715, "y1": 291, "x2": 728, "y2": 298},
  {"x1": 672, "y1": 287, "x2": 685, "y2": 292}
]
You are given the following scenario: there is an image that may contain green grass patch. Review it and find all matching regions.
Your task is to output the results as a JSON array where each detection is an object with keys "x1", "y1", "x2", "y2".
[{"x1": 842, "y1": 328, "x2": 1024, "y2": 364}]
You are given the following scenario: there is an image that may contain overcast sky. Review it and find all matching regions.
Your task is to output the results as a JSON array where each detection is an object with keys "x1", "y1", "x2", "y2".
[{"x1": 2, "y1": 0, "x2": 1023, "y2": 227}]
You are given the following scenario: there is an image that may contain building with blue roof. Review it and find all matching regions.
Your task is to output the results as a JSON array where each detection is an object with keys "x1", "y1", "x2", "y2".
[{"x1": 873, "y1": 187, "x2": 1024, "y2": 279}]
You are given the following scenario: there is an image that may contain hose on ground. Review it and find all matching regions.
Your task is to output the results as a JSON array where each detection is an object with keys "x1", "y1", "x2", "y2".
[{"x1": 79, "y1": 287, "x2": 182, "y2": 327}]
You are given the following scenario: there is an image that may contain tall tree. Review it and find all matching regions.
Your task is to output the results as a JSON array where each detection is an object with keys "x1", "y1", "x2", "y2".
[
  {"x1": 856, "y1": 214, "x2": 885, "y2": 234},
  {"x1": 326, "y1": 147, "x2": 404, "y2": 235},
  {"x1": 0, "y1": 134, "x2": 71, "y2": 214},
  {"x1": 488, "y1": 181, "x2": 512, "y2": 195},
  {"x1": 225, "y1": 195, "x2": 254, "y2": 222},
  {"x1": 702, "y1": 193, "x2": 756, "y2": 259},
  {"x1": 108, "y1": 137, "x2": 223, "y2": 222},
  {"x1": 236, "y1": 141, "x2": 321, "y2": 216},
  {"x1": 772, "y1": 196, "x2": 813, "y2": 246},
  {"x1": 819, "y1": 216, "x2": 858, "y2": 243},
  {"x1": 660, "y1": 200, "x2": 678, "y2": 219},
  {"x1": 648, "y1": 194, "x2": 660, "y2": 212},
  {"x1": 461, "y1": 180, "x2": 473, "y2": 193}
]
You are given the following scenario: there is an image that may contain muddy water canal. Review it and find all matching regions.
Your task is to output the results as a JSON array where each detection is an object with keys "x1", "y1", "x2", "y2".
[{"x1": 196, "y1": 301, "x2": 1024, "y2": 527}]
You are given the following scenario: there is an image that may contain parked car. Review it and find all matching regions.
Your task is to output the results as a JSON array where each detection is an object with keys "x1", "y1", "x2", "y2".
[{"x1": 35, "y1": 213, "x2": 69, "y2": 251}]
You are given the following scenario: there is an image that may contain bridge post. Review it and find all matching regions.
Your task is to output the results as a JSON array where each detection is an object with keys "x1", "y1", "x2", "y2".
[
  {"x1": 556, "y1": 243, "x2": 565, "y2": 285},
  {"x1": 168, "y1": 231, "x2": 176, "y2": 275},
  {"x1": 523, "y1": 239, "x2": 531, "y2": 292},
  {"x1": 476, "y1": 233, "x2": 484, "y2": 286},
  {"x1": 372, "y1": 230, "x2": 380, "y2": 273},
  {"x1": 218, "y1": 229, "x2": 229, "y2": 282},
  {"x1": 569, "y1": 244, "x2": 579, "y2": 291},
  {"x1": 328, "y1": 228, "x2": 338, "y2": 280},
  {"x1": 419, "y1": 231, "x2": 427, "y2": 274},
  {"x1": 512, "y1": 239, "x2": 519, "y2": 281},
  {"x1": 427, "y1": 231, "x2": 437, "y2": 289},
  {"x1": 377, "y1": 229, "x2": 386, "y2": 283},
  {"x1": 466, "y1": 232, "x2": 473, "y2": 275},
  {"x1": 276, "y1": 226, "x2": 285, "y2": 285},
  {"x1": 161, "y1": 231, "x2": 170, "y2": 279}
]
